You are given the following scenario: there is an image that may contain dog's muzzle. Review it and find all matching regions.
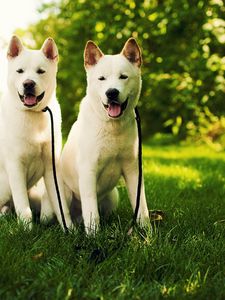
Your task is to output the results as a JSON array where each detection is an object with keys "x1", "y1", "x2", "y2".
[
  {"x1": 103, "y1": 98, "x2": 128, "y2": 118},
  {"x1": 18, "y1": 91, "x2": 45, "y2": 108}
]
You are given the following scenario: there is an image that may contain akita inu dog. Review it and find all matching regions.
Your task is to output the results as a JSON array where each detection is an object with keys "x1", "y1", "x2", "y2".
[
  {"x1": 61, "y1": 38, "x2": 150, "y2": 234},
  {"x1": 0, "y1": 36, "x2": 72, "y2": 229}
]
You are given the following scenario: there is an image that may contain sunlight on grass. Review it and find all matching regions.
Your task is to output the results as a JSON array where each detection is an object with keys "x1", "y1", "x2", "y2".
[
  {"x1": 184, "y1": 269, "x2": 209, "y2": 294},
  {"x1": 185, "y1": 271, "x2": 201, "y2": 294},
  {"x1": 146, "y1": 162, "x2": 202, "y2": 189},
  {"x1": 160, "y1": 269, "x2": 209, "y2": 297},
  {"x1": 161, "y1": 285, "x2": 177, "y2": 297},
  {"x1": 142, "y1": 144, "x2": 225, "y2": 191},
  {"x1": 65, "y1": 288, "x2": 73, "y2": 300},
  {"x1": 143, "y1": 144, "x2": 225, "y2": 161}
]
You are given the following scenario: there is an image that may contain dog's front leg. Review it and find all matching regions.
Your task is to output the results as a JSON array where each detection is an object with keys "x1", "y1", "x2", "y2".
[
  {"x1": 44, "y1": 163, "x2": 73, "y2": 230},
  {"x1": 6, "y1": 161, "x2": 32, "y2": 226},
  {"x1": 78, "y1": 166, "x2": 99, "y2": 235},
  {"x1": 122, "y1": 160, "x2": 150, "y2": 227}
]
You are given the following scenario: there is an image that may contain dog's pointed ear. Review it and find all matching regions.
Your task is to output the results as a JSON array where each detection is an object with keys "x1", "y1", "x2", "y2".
[
  {"x1": 7, "y1": 35, "x2": 24, "y2": 59},
  {"x1": 84, "y1": 41, "x2": 104, "y2": 69},
  {"x1": 41, "y1": 38, "x2": 58, "y2": 61},
  {"x1": 121, "y1": 38, "x2": 142, "y2": 68}
]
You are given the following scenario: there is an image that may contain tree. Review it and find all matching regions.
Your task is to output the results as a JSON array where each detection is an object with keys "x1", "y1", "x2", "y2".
[{"x1": 23, "y1": 0, "x2": 225, "y2": 140}]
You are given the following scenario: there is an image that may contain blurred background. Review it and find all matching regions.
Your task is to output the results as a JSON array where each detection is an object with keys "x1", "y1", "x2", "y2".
[{"x1": 0, "y1": 0, "x2": 225, "y2": 148}]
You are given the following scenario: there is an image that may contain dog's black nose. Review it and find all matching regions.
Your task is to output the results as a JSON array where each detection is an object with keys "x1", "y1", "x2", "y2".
[
  {"x1": 105, "y1": 88, "x2": 119, "y2": 101},
  {"x1": 23, "y1": 80, "x2": 36, "y2": 90}
]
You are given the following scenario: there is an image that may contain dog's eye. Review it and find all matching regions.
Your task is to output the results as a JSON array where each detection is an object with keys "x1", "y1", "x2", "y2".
[
  {"x1": 98, "y1": 76, "x2": 106, "y2": 81},
  {"x1": 16, "y1": 69, "x2": 24, "y2": 74},
  {"x1": 119, "y1": 74, "x2": 128, "y2": 80},
  {"x1": 37, "y1": 69, "x2": 45, "y2": 74}
]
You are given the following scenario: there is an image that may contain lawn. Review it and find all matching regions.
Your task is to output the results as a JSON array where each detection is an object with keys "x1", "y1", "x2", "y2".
[{"x1": 0, "y1": 142, "x2": 225, "y2": 299}]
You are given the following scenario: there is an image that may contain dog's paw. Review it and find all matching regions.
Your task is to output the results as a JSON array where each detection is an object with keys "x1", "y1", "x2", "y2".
[
  {"x1": 138, "y1": 216, "x2": 152, "y2": 232},
  {"x1": 0, "y1": 205, "x2": 12, "y2": 216},
  {"x1": 85, "y1": 225, "x2": 99, "y2": 236},
  {"x1": 17, "y1": 218, "x2": 33, "y2": 230},
  {"x1": 40, "y1": 212, "x2": 54, "y2": 224},
  {"x1": 65, "y1": 221, "x2": 76, "y2": 233},
  {"x1": 85, "y1": 220, "x2": 100, "y2": 236},
  {"x1": 17, "y1": 207, "x2": 33, "y2": 230}
]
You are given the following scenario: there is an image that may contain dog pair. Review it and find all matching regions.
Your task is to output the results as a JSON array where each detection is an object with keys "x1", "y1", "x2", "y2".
[{"x1": 0, "y1": 36, "x2": 150, "y2": 234}]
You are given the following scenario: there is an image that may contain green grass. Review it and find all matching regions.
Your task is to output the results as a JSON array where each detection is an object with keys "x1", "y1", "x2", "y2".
[{"x1": 1, "y1": 143, "x2": 225, "y2": 299}]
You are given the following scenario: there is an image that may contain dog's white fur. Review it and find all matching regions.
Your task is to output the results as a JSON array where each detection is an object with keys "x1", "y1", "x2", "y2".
[
  {"x1": 0, "y1": 36, "x2": 72, "y2": 228},
  {"x1": 61, "y1": 38, "x2": 150, "y2": 234}
]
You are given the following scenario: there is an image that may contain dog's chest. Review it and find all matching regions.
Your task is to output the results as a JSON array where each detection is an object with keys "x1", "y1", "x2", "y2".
[
  {"x1": 25, "y1": 142, "x2": 45, "y2": 185},
  {"x1": 1, "y1": 117, "x2": 50, "y2": 184},
  {"x1": 2, "y1": 108, "x2": 50, "y2": 157},
  {"x1": 95, "y1": 128, "x2": 135, "y2": 192},
  {"x1": 96, "y1": 145, "x2": 122, "y2": 194},
  {"x1": 18, "y1": 135, "x2": 47, "y2": 173}
]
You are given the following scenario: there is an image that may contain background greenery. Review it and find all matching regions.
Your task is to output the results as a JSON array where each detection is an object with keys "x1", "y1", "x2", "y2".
[
  {"x1": 2, "y1": 1, "x2": 224, "y2": 299},
  {"x1": 18, "y1": 0, "x2": 225, "y2": 143}
]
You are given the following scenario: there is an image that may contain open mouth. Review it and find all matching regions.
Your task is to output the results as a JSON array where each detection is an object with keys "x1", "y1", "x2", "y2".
[
  {"x1": 103, "y1": 98, "x2": 128, "y2": 118},
  {"x1": 18, "y1": 92, "x2": 45, "y2": 107}
]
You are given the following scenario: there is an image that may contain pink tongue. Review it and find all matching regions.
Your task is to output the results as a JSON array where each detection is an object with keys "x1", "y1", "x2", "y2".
[
  {"x1": 108, "y1": 103, "x2": 121, "y2": 117},
  {"x1": 24, "y1": 95, "x2": 37, "y2": 106}
]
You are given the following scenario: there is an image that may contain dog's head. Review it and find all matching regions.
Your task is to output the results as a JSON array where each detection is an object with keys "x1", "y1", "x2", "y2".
[
  {"x1": 7, "y1": 36, "x2": 58, "y2": 111},
  {"x1": 84, "y1": 38, "x2": 142, "y2": 120}
]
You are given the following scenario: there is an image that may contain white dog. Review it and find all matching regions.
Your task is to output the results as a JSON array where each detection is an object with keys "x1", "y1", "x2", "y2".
[
  {"x1": 0, "y1": 36, "x2": 72, "y2": 229},
  {"x1": 61, "y1": 38, "x2": 150, "y2": 234}
]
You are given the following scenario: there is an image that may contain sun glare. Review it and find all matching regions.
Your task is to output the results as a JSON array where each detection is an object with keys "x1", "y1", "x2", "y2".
[
  {"x1": 0, "y1": 0, "x2": 39, "y2": 46},
  {"x1": 0, "y1": 0, "x2": 42, "y2": 93}
]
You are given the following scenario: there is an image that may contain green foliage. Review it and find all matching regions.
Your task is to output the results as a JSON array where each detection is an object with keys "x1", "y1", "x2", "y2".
[
  {"x1": 1, "y1": 143, "x2": 225, "y2": 299},
  {"x1": 24, "y1": 0, "x2": 225, "y2": 139}
]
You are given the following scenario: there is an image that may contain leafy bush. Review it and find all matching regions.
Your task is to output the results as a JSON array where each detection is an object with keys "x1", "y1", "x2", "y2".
[{"x1": 21, "y1": 0, "x2": 225, "y2": 139}]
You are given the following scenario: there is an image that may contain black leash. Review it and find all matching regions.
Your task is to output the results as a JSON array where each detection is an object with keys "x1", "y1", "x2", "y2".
[
  {"x1": 42, "y1": 106, "x2": 69, "y2": 233},
  {"x1": 128, "y1": 106, "x2": 142, "y2": 235}
]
